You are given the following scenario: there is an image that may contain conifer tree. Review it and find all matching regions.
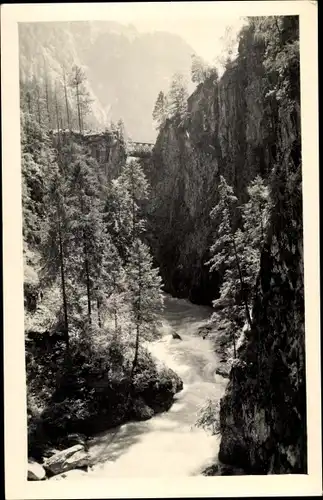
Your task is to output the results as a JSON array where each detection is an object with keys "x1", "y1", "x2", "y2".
[
  {"x1": 152, "y1": 91, "x2": 168, "y2": 129},
  {"x1": 239, "y1": 176, "x2": 269, "y2": 296},
  {"x1": 190, "y1": 54, "x2": 216, "y2": 84},
  {"x1": 42, "y1": 164, "x2": 71, "y2": 353},
  {"x1": 70, "y1": 65, "x2": 93, "y2": 133},
  {"x1": 62, "y1": 63, "x2": 71, "y2": 130},
  {"x1": 208, "y1": 176, "x2": 252, "y2": 357},
  {"x1": 167, "y1": 73, "x2": 189, "y2": 122},
  {"x1": 119, "y1": 159, "x2": 149, "y2": 243},
  {"x1": 67, "y1": 152, "x2": 106, "y2": 325},
  {"x1": 103, "y1": 178, "x2": 134, "y2": 261},
  {"x1": 208, "y1": 176, "x2": 269, "y2": 357},
  {"x1": 125, "y1": 239, "x2": 164, "y2": 381}
]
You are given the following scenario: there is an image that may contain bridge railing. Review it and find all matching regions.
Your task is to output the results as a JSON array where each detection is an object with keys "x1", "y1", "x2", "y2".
[{"x1": 126, "y1": 141, "x2": 154, "y2": 158}]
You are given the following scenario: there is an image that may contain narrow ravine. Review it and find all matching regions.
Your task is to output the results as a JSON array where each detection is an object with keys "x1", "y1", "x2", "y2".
[{"x1": 86, "y1": 295, "x2": 227, "y2": 478}]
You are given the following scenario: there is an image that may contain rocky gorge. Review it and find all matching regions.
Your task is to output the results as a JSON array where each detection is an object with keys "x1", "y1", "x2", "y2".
[
  {"x1": 21, "y1": 14, "x2": 307, "y2": 481},
  {"x1": 144, "y1": 16, "x2": 306, "y2": 474}
]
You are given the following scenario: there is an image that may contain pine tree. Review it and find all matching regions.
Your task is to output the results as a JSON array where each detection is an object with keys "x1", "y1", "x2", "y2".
[
  {"x1": 167, "y1": 73, "x2": 189, "y2": 122},
  {"x1": 41, "y1": 164, "x2": 71, "y2": 354},
  {"x1": 208, "y1": 176, "x2": 252, "y2": 357},
  {"x1": 103, "y1": 178, "x2": 134, "y2": 261},
  {"x1": 208, "y1": 176, "x2": 270, "y2": 357},
  {"x1": 239, "y1": 176, "x2": 269, "y2": 296},
  {"x1": 191, "y1": 54, "x2": 216, "y2": 84},
  {"x1": 117, "y1": 118, "x2": 126, "y2": 141},
  {"x1": 62, "y1": 63, "x2": 71, "y2": 130},
  {"x1": 152, "y1": 91, "x2": 168, "y2": 129},
  {"x1": 69, "y1": 65, "x2": 93, "y2": 133},
  {"x1": 66, "y1": 151, "x2": 106, "y2": 325},
  {"x1": 125, "y1": 239, "x2": 164, "y2": 381},
  {"x1": 119, "y1": 159, "x2": 149, "y2": 243}
]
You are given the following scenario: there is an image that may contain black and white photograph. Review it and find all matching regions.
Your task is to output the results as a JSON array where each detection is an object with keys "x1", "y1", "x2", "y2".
[{"x1": 1, "y1": 1, "x2": 321, "y2": 498}]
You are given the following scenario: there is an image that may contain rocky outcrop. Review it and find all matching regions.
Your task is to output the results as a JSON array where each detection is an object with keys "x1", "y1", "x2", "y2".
[
  {"x1": 131, "y1": 397, "x2": 155, "y2": 421},
  {"x1": 146, "y1": 16, "x2": 305, "y2": 474},
  {"x1": 27, "y1": 459, "x2": 46, "y2": 480},
  {"x1": 43, "y1": 444, "x2": 89, "y2": 476},
  {"x1": 217, "y1": 17, "x2": 306, "y2": 474},
  {"x1": 146, "y1": 17, "x2": 299, "y2": 306},
  {"x1": 218, "y1": 157, "x2": 306, "y2": 473},
  {"x1": 50, "y1": 129, "x2": 127, "y2": 181}
]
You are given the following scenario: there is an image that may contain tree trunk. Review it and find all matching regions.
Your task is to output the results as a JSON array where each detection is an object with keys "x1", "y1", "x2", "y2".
[
  {"x1": 114, "y1": 308, "x2": 118, "y2": 332},
  {"x1": 79, "y1": 193, "x2": 92, "y2": 323},
  {"x1": 54, "y1": 86, "x2": 61, "y2": 148},
  {"x1": 97, "y1": 298, "x2": 101, "y2": 328},
  {"x1": 83, "y1": 231, "x2": 92, "y2": 324},
  {"x1": 130, "y1": 250, "x2": 141, "y2": 384},
  {"x1": 231, "y1": 235, "x2": 253, "y2": 330},
  {"x1": 62, "y1": 65, "x2": 71, "y2": 130},
  {"x1": 26, "y1": 91, "x2": 32, "y2": 116},
  {"x1": 36, "y1": 85, "x2": 42, "y2": 127},
  {"x1": 232, "y1": 330, "x2": 237, "y2": 359},
  {"x1": 76, "y1": 84, "x2": 82, "y2": 134},
  {"x1": 45, "y1": 80, "x2": 51, "y2": 128},
  {"x1": 132, "y1": 182, "x2": 136, "y2": 241},
  {"x1": 57, "y1": 202, "x2": 69, "y2": 355}
]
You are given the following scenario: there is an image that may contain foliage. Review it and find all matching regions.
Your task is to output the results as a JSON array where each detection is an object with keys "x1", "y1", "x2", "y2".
[
  {"x1": 196, "y1": 398, "x2": 221, "y2": 435},
  {"x1": 152, "y1": 91, "x2": 169, "y2": 130},
  {"x1": 191, "y1": 54, "x2": 218, "y2": 84},
  {"x1": 208, "y1": 175, "x2": 269, "y2": 357},
  {"x1": 21, "y1": 65, "x2": 173, "y2": 457},
  {"x1": 167, "y1": 72, "x2": 189, "y2": 123}
]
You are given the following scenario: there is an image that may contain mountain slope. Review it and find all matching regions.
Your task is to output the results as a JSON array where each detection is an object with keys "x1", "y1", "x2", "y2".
[{"x1": 19, "y1": 21, "x2": 195, "y2": 141}]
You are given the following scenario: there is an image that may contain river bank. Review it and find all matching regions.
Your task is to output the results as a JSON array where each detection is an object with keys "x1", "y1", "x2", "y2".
[
  {"x1": 28, "y1": 294, "x2": 230, "y2": 480},
  {"x1": 71, "y1": 295, "x2": 228, "y2": 478}
]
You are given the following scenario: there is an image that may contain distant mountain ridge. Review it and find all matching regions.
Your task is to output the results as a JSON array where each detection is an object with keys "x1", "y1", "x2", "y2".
[{"x1": 19, "y1": 21, "x2": 195, "y2": 141}]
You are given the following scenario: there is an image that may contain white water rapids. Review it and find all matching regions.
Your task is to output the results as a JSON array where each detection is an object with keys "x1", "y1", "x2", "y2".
[{"x1": 85, "y1": 295, "x2": 228, "y2": 478}]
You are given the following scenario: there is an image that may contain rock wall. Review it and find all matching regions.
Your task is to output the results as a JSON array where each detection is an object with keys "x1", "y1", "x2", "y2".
[
  {"x1": 217, "y1": 17, "x2": 306, "y2": 475},
  {"x1": 146, "y1": 17, "x2": 298, "y2": 306},
  {"x1": 146, "y1": 16, "x2": 306, "y2": 473},
  {"x1": 219, "y1": 141, "x2": 305, "y2": 475},
  {"x1": 51, "y1": 130, "x2": 127, "y2": 180}
]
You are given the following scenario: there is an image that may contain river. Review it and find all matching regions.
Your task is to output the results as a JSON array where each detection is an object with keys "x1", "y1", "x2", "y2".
[{"x1": 86, "y1": 294, "x2": 227, "y2": 478}]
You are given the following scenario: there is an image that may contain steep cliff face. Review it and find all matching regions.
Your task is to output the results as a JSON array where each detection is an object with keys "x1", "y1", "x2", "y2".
[
  {"x1": 146, "y1": 17, "x2": 298, "y2": 306},
  {"x1": 218, "y1": 17, "x2": 305, "y2": 474},
  {"x1": 219, "y1": 138, "x2": 304, "y2": 475},
  {"x1": 147, "y1": 16, "x2": 305, "y2": 473},
  {"x1": 50, "y1": 130, "x2": 127, "y2": 180}
]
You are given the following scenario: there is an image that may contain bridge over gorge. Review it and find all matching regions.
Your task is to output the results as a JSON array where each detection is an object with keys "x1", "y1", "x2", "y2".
[
  {"x1": 127, "y1": 141, "x2": 155, "y2": 158},
  {"x1": 50, "y1": 129, "x2": 155, "y2": 159},
  {"x1": 50, "y1": 129, "x2": 155, "y2": 179}
]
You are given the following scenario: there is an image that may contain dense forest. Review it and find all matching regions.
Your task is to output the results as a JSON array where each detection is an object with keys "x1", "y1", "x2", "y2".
[
  {"x1": 22, "y1": 64, "x2": 183, "y2": 470},
  {"x1": 23, "y1": 15, "x2": 305, "y2": 480}
]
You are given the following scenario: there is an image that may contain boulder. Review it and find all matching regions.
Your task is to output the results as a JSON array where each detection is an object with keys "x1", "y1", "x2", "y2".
[
  {"x1": 28, "y1": 459, "x2": 46, "y2": 480},
  {"x1": 172, "y1": 331, "x2": 182, "y2": 340},
  {"x1": 44, "y1": 444, "x2": 89, "y2": 476},
  {"x1": 132, "y1": 397, "x2": 154, "y2": 421},
  {"x1": 202, "y1": 462, "x2": 246, "y2": 476},
  {"x1": 49, "y1": 469, "x2": 88, "y2": 480}
]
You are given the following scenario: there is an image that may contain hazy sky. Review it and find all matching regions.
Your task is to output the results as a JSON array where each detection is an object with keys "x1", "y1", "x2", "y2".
[
  {"x1": 82, "y1": 3, "x2": 247, "y2": 65},
  {"x1": 129, "y1": 16, "x2": 246, "y2": 64}
]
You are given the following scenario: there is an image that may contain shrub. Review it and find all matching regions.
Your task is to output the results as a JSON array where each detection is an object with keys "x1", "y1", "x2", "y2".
[{"x1": 196, "y1": 398, "x2": 221, "y2": 435}]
